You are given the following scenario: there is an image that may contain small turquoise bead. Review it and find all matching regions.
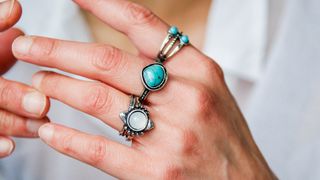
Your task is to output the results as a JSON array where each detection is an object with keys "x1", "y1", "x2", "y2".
[
  {"x1": 169, "y1": 26, "x2": 179, "y2": 35},
  {"x1": 142, "y1": 64, "x2": 166, "y2": 90},
  {"x1": 181, "y1": 35, "x2": 189, "y2": 44}
]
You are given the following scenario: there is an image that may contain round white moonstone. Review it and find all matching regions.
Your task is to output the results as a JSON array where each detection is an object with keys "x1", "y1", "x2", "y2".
[{"x1": 128, "y1": 111, "x2": 148, "y2": 131}]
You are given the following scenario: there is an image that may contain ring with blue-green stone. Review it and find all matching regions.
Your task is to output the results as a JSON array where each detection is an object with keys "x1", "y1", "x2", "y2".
[
  {"x1": 139, "y1": 26, "x2": 190, "y2": 102},
  {"x1": 119, "y1": 26, "x2": 189, "y2": 140}
]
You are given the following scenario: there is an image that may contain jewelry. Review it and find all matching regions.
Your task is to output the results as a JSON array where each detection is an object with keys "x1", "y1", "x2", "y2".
[
  {"x1": 119, "y1": 26, "x2": 189, "y2": 140},
  {"x1": 139, "y1": 26, "x2": 189, "y2": 102},
  {"x1": 119, "y1": 96, "x2": 154, "y2": 141}
]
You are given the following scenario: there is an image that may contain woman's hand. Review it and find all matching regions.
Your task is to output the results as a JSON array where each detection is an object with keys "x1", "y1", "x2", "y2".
[
  {"x1": 13, "y1": 0, "x2": 275, "y2": 179},
  {"x1": 0, "y1": 0, "x2": 50, "y2": 158}
]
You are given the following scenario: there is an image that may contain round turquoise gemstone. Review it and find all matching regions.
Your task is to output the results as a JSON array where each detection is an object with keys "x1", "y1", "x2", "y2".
[
  {"x1": 169, "y1": 26, "x2": 179, "y2": 35},
  {"x1": 181, "y1": 35, "x2": 189, "y2": 44},
  {"x1": 142, "y1": 64, "x2": 167, "y2": 90}
]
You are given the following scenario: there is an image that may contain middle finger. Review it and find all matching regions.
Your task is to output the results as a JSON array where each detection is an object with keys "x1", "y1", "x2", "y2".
[{"x1": 13, "y1": 36, "x2": 149, "y2": 95}]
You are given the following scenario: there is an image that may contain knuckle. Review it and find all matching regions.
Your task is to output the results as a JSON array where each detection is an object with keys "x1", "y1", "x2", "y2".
[
  {"x1": 61, "y1": 132, "x2": 76, "y2": 154},
  {"x1": 125, "y1": 2, "x2": 158, "y2": 26},
  {"x1": 32, "y1": 38, "x2": 59, "y2": 60},
  {"x1": 208, "y1": 61, "x2": 225, "y2": 82},
  {"x1": 91, "y1": 45, "x2": 124, "y2": 72},
  {"x1": 160, "y1": 164, "x2": 183, "y2": 180},
  {"x1": 0, "y1": 81, "x2": 18, "y2": 107},
  {"x1": 0, "y1": 111, "x2": 15, "y2": 131},
  {"x1": 190, "y1": 85, "x2": 213, "y2": 115},
  {"x1": 84, "y1": 84, "x2": 112, "y2": 115},
  {"x1": 176, "y1": 129, "x2": 199, "y2": 156},
  {"x1": 199, "y1": 59, "x2": 225, "y2": 84},
  {"x1": 86, "y1": 136, "x2": 106, "y2": 166}
]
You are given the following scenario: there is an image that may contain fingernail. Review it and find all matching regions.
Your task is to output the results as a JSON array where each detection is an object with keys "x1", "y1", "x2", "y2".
[
  {"x1": 0, "y1": 0, "x2": 13, "y2": 20},
  {"x1": 12, "y1": 36, "x2": 34, "y2": 55},
  {"x1": 38, "y1": 124, "x2": 54, "y2": 142},
  {"x1": 22, "y1": 91, "x2": 46, "y2": 116},
  {"x1": 32, "y1": 71, "x2": 45, "y2": 89},
  {"x1": 0, "y1": 139, "x2": 13, "y2": 155},
  {"x1": 26, "y1": 120, "x2": 46, "y2": 135}
]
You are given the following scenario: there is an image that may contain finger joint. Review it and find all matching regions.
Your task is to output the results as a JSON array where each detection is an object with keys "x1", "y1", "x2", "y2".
[
  {"x1": 86, "y1": 136, "x2": 107, "y2": 166},
  {"x1": 125, "y1": 2, "x2": 158, "y2": 26},
  {"x1": 91, "y1": 45, "x2": 124, "y2": 72},
  {"x1": 84, "y1": 84, "x2": 113, "y2": 115}
]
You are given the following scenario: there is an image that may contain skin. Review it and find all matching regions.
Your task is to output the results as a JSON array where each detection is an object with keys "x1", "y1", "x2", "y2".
[
  {"x1": 0, "y1": 0, "x2": 50, "y2": 158},
  {"x1": 85, "y1": 0, "x2": 212, "y2": 52},
  {"x1": 13, "y1": 0, "x2": 276, "y2": 179}
]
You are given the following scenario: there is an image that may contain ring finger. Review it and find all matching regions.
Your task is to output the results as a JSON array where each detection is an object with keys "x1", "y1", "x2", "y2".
[{"x1": 31, "y1": 71, "x2": 169, "y2": 138}]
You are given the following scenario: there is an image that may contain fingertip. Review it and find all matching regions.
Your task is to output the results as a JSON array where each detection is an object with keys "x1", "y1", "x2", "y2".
[
  {"x1": 38, "y1": 123, "x2": 54, "y2": 143},
  {"x1": 30, "y1": 71, "x2": 51, "y2": 119},
  {"x1": 0, "y1": 137, "x2": 14, "y2": 157},
  {"x1": 0, "y1": 0, "x2": 22, "y2": 31},
  {"x1": 12, "y1": 35, "x2": 33, "y2": 57},
  {"x1": 22, "y1": 90, "x2": 49, "y2": 118}
]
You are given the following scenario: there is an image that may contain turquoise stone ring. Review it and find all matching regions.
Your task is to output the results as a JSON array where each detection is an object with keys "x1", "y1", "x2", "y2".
[{"x1": 142, "y1": 63, "x2": 168, "y2": 91}]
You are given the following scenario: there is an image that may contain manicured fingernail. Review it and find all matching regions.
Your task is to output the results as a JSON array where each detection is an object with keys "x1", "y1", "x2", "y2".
[
  {"x1": 26, "y1": 120, "x2": 46, "y2": 135},
  {"x1": 0, "y1": 139, "x2": 13, "y2": 155},
  {"x1": 22, "y1": 91, "x2": 46, "y2": 116},
  {"x1": 0, "y1": 0, "x2": 13, "y2": 20},
  {"x1": 38, "y1": 124, "x2": 54, "y2": 142},
  {"x1": 32, "y1": 71, "x2": 46, "y2": 89},
  {"x1": 12, "y1": 36, "x2": 34, "y2": 55}
]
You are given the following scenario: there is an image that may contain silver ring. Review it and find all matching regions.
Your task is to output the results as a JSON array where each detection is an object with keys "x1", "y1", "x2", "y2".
[
  {"x1": 119, "y1": 26, "x2": 189, "y2": 140},
  {"x1": 119, "y1": 96, "x2": 154, "y2": 141},
  {"x1": 139, "y1": 26, "x2": 190, "y2": 102}
]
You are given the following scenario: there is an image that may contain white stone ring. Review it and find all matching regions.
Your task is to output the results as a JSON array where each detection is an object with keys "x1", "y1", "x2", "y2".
[{"x1": 119, "y1": 96, "x2": 154, "y2": 141}]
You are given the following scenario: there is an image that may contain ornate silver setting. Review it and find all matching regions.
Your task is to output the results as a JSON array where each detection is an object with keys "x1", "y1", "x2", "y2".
[
  {"x1": 157, "y1": 26, "x2": 190, "y2": 63},
  {"x1": 119, "y1": 96, "x2": 154, "y2": 140}
]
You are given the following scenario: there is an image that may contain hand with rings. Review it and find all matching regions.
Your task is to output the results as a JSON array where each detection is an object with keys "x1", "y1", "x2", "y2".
[{"x1": 12, "y1": 0, "x2": 275, "y2": 179}]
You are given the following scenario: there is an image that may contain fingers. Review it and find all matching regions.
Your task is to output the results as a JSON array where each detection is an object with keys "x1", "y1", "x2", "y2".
[
  {"x1": 0, "y1": 28, "x2": 23, "y2": 74},
  {"x1": 39, "y1": 123, "x2": 147, "y2": 179},
  {"x1": 0, "y1": 109, "x2": 49, "y2": 137},
  {"x1": 0, "y1": 136, "x2": 14, "y2": 158},
  {"x1": 0, "y1": 77, "x2": 50, "y2": 119},
  {"x1": 73, "y1": 0, "x2": 168, "y2": 57},
  {"x1": 74, "y1": 0, "x2": 208, "y2": 80},
  {"x1": 32, "y1": 71, "x2": 129, "y2": 131},
  {"x1": 0, "y1": 0, "x2": 22, "y2": 31},
  {"x1": 12, "y1": 36, "x2": 149, "y2": 95}
]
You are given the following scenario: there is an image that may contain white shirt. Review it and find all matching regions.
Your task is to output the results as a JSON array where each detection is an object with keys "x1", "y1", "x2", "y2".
[
  {"x1": 205, "y1": 0, "x2": 320, "y2": 179},
  {"x1": 1, "y1": 0, "x2": 320, "y2": 179}
]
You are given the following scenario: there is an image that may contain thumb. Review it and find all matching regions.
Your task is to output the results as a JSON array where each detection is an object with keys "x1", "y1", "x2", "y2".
[
  {"x1": 0, "y1": 0, "x2": 22, "y2": 31},
  {"x1": 0, "y1": 28, "x2": 24, "y2": 75}
]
